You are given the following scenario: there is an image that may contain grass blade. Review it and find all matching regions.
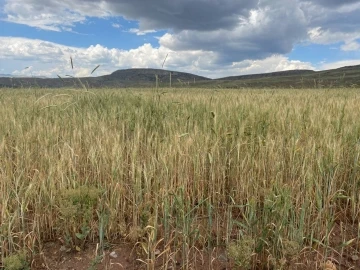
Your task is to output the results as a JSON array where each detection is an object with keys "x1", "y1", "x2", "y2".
[{"x1": 91, "y1": 65, "x2": 100, "y2": 75}]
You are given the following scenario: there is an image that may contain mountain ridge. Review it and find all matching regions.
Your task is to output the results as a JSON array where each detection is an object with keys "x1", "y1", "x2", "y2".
[{"x1": 0, "y1": 65, "x2": 359, "y2": 88}]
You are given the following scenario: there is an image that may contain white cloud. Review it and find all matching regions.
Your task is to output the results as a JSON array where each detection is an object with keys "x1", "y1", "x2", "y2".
[
  {"x1": 2, "y1": 0, "x2": 360, "y2": 68},
  {"x1": 2, "y1": 0, "x2": 255, "y2": 32},
  {"x1": 233, "y1": 56, "x2": 314, "y2": 74},
  {"x1": 308, "y1": 27, "x2": 360, "y2": 45},
  {"x1": 301, "y1": 0, "x2": 360, "y2": 49},
  {"x1": 341, "y1": 41, "x2": 360, "y2": 51},
  {"x1": 308, "y1": 27, "x2": 360, "y2": 52},
  {"x1": 0, "y1": 37, "x2": 315, "y2": 79},
  {"x1": 3, "y1": 0, "x2": 112, "y2": 31},
  {"x1": 127, "y1": 28, "x2": 157, "y2": 36},
  {"x1": 112, "y1": 23, "x2": 121, "y2": 29},
  {"x1": 207, "y1": 55, "x2": 314, "y2": 78},
  {"x1": 12, "y1": 66, "x2": 34, "y2": 77},
  {"x1": 319, "y1": 59, "x2": 360, "y2": 70}
]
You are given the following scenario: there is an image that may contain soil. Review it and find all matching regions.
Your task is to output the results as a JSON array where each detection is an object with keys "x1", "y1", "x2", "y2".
[
  {"x1": 26, "y1": 222, "x2": 360, "y2": 270},
  {"x1": 29, "y1": 240, "x2": 360, "y2": 270},
  {"x1": 30, "y1": 241, "x2": 232, "y2": 270},
  {"x1": 31, "y1": 242, "x2": 138, "y2": 270}
]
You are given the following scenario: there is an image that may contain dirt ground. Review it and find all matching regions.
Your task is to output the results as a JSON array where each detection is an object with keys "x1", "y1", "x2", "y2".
[
  {"x1": 31, "y1": 242, "x2": 139, "y2": 270},
  {"x1": 30, "y1": 241, "x2": 233, "y2": 270},
  {"x1": 26, "y1": 222, "x2": 360, "y2": 270},
  {"x1": 29, "y1": 240, "x2": 360, "y2": 270}
]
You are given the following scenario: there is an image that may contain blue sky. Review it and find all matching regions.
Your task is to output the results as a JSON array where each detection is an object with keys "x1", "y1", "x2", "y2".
[
  {"x1": 1, "y1": 0, "x2": 360, "y2": 78},
  {"x1": 0, "y1": 18, "x2": 164, "y2": 49}
]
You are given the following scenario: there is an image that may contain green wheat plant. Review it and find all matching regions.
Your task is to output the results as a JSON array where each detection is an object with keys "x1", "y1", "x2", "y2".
[{"x1": 1, "y1": 87, "x2": 360, "y2": 268}]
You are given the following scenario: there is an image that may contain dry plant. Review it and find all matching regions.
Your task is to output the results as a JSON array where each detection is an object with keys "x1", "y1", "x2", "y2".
[{"x1": 1, "y1": 87, "x2": 360, "y2": 269}]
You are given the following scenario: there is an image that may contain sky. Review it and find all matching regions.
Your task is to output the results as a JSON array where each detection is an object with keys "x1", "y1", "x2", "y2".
[{"x1": 0, "y1": 0, "x2": 360, "y2": 79}]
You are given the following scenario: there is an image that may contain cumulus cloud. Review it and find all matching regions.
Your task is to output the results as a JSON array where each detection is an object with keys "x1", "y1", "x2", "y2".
[
  {"x1": 4, "y1": 0, "x2": 360, "y2": 35},
  {"x1": 341, "y1": 41, "x2": 360, "y2": 51},
  {"x1": 308, "y1": 27, "x2": 360, "y2": 45},
  {"x1": 300, "y1": 0, "x2": 360, "y2": 8},
  {"x1": 2, "y1": 0, "x2": 256, "y2": 31},
  {"x1": 2, "y1": 0, "x2": 111, "y2": 31},
  {"x1": 232, "y1": 56, "x2": 314, "y2": 74},
  {"x1": 320, "y1": 59, "x2": 360, "y2": 70},
  {"x1": 160, "y1": 0, "x2": 307, "y2": 63},
  {"x1": 0, "y1": 37, "x2": 208, "y2": 77},
  {"x1": 85, "y1": 0, "x2": 256, "y2": 32},
  {"x1": 3, "y1": 0, "x2": 306, "y2": 62},
  {"x1": 202, "y1": 55, "x2": 314, "y2": 78},
  {"x1": 300, "y1": 0, "x2": 360, "y2": 48},
  {"x1": 2, "y1": 0, "x2": 360, "y2": 72},
  {"x1": 0, "y1": 37, "x2": 314, "y2": 78}
]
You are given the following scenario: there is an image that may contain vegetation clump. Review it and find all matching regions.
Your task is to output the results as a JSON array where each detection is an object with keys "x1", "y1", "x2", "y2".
[
  {"x1": 227, "y1": 236, "x2": 255, "y2": 269},
  {"x1": 59, "y1": 186, "x2": 103, "y2": 249},
  {"x1": 3, "y1": 250, "x2": 29, "y2": 270}
]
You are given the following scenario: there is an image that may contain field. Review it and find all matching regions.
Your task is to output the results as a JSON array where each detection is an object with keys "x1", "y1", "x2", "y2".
[{"x1": 1, "y1": 87, "x2": 360, "y2": 269}]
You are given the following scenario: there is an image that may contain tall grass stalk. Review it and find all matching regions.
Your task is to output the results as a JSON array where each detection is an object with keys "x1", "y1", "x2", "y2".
[{"x1": 1, "y1": 88, "x2": 360, "y2": 268}]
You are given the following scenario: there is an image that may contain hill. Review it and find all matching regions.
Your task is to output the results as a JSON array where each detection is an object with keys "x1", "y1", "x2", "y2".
[
  {"x1": 0, "y1": 68, "x2": 210, "y2": 88},
  {"x1": 216, "y1": 69, "x2": 315, "y2": 81},
  {"x1": 0, "y1": 65, "x2": 359, "y2": 89},
  {"x1": 207, "y1": 65, "x2": 360, "y2": 88}
]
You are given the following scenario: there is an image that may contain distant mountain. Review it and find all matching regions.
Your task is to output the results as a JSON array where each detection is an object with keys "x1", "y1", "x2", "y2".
[
  {"x1": 0, "y1": 65, "x2": 359, "y2": 89},
  {"x1": 107, "y1": 68, "x2": 210, "y2": 82},
  {"x1": 216, "y1": 69, "x2": 315, "y2": 81},
  {"x1": 0, "y1": 68, "x2": 210, "y2": 88},
  {"x1": 0, "y1": 74, "x2": 48, "y2": 78},
  {"x1": 202, "y1": 65, "x2": 360, "y2": 88}
]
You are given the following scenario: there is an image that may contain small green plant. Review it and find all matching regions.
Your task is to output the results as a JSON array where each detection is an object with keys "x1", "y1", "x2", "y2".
[
  {"x1": 3, "y1": 250, "x2": 29, "y2": 270},
  {"x1": 88, "y1": 254, "x2": 104, "y2": 270},
  {"x1": 227, "y1": 236, "x2": 255, "y2": 269},
  {"x1": 59, "y1": 186, "x2": 103, "y2": 250}
]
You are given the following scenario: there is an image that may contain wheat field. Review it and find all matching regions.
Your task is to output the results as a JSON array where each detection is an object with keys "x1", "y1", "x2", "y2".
[{"x1": 1, "y1": 87, "x2": 359, "y2": 269}]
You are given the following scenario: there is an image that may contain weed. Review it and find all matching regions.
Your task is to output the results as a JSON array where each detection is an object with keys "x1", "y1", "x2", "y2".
[
  {"x1": 227, "y1": 236, "x2": 255, "y2": 269},
  {"x1": 58, "y1": 186, "x2": 103, "y2": 250},
  {"x1": 3, "y1": 250, "x2": 29, "y2": 270}
]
